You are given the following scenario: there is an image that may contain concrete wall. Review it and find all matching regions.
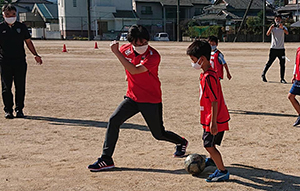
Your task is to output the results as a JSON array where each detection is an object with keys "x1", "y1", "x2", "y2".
[{"x1": 32, "y1": 28, "x2": 61, "y2": 39}]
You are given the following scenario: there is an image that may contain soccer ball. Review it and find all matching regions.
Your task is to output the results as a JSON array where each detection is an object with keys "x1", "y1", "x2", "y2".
[{"x1": 184, "y1": 153, "x2": 206, "y2": 175}]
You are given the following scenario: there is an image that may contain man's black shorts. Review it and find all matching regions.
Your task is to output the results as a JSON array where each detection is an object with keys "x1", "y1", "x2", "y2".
[{"x1": 202, "y1": 129, "x2": 225, "y2": 147}]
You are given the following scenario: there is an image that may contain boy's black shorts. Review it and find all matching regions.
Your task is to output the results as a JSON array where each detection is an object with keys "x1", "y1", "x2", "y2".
[{"x1": 202, "y1": 129, "x2": 225, "y2": 147}]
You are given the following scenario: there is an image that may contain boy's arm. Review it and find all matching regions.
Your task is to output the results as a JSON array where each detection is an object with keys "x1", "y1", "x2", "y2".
[
  {"x1": 224, "y1": 63, "x2": 232, "y2": 80},
  {"x1": 266, "y1": 25, "x2": 274, "y2": 36},
  {"x1": 279, "y1": 24, "x2": 288, "y2": 35},
  {"x1": 210, "y1": 101, "x2": 218, "y2": 135},
  {"x1": 292, "y1": 64, "x2": 296, "y2": 83},
  {"x1": 110, "y1": 41, "x2": 148, "y2": 75},
  {"x1": 219, "y1": 53, "x2": 232, "y2": 80}
]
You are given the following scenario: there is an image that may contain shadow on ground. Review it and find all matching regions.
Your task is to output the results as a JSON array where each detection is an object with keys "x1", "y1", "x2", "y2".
[
  {"x1": 227, "y1": 164, "x2": 300, "y2": 191},
  {"x1": 25, "y1": 115, "x2": 149, "y2": 131},
  {"x1": 108, "y1": 164, "x2": 300, "y2": 190},
  {"x1": 229, "y1": 109, "x2": 297, "y2": 117}
]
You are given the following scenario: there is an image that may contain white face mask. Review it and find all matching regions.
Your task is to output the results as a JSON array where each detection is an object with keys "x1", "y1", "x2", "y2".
[
  {"x1": 133, "y1": 44, "x2": 148, "y2": 55},
  {"x1": 211, "y1": 45, "x2": 217, "y2": 50},
  {"x1": 4, "y1": 17, "x2": 16, "y2": 25},
  {"x1": 191, "y1": 58, "x2": 203, "y2": 70}
]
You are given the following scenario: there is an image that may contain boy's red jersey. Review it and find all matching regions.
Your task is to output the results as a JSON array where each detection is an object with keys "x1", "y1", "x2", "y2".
[
  {"x1": 120, "y1": 43, "x2": 162, "y2": 103},
  {"x1": 294, "y1": 47, "x2": 300, "y2": 81},
  {"x1": 199, "y1": 68, "x2": 230, "y2": 132},
  {"x1": 210, "y1": 50, "x2": 224, "y2": 79}
]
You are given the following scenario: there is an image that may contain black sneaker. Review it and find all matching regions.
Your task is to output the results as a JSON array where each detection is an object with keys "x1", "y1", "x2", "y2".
[
  {"x1": 262, "y1": 75, "x2": 267, "y2": 82},
  {"x1": 293, "y1": 115, "x2": 300, "y2": 126},
  {"x1": 16, "y1": 110, "x2": 25, "y2": 118},
  {"x1": 174, "y1": 138, "x2": 188, "y2": 157},
  {"x1": 88, "y1": 158, "x2": 115, "y2": 172},
  {"x1": 280, "y1": 79, "x2": 287, "y2": 84},
  {"x1": 5, "y1": 111, "x2": 14, "y2": 119}
]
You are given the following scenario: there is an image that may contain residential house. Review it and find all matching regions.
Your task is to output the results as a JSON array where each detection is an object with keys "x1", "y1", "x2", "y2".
[
  {"x1": 277, "y1": 0, "x2": 300, "y2": 21},
  {"x1": 193, "y1": 0, "x2": 274, "y2": 26},
  {"x1": 133, "y1": 0, "x2": 212, "y2": 40},
  {"x1": 12, "y1": 0, "x2": 53, "y2": 15},
  {"x1": 19, "y1": 3, "x2": 58, "y2": 28},
  {"x1": 12, "y1": 0, "x2": 59, "y2": 39},
  {"x1": 58, "y1": 0, "x2": 138, "y2": 39}
]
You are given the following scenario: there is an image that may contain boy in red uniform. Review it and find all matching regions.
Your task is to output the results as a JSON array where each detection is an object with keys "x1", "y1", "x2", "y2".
[
  {"x1": 208, "y1": 36, "x2": 232, "y2": 80},
  {"x1": 288, "y1": 47, "x2": 300, "y2": 126},
  {"x1": 187, "y1": 40, "x2": 230, "y2": 182},
  {"x1": 87, "y1": 25, "x2": 188, "y2": 172}
]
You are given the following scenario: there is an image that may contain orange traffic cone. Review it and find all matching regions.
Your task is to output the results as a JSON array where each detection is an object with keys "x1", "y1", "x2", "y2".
[
  {"x1": 94, "y1": 42, "x2": 98, "y2": 49},
  {"x1": 62, "y1": 44, "x2": 67, "y2": 52}
]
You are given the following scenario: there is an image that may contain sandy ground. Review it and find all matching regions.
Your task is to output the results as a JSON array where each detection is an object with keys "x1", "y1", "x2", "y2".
[{"x1": 0, "y1": 40, "x2": 299, "y2": 191}]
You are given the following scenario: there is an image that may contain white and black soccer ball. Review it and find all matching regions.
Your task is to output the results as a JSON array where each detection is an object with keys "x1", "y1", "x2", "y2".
[{"x1": 184, "y1": 153, "x2": 206, "y2": 175}]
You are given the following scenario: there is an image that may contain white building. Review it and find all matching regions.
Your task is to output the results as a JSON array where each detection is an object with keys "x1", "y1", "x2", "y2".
[{"x1": 58, "y1": 0, "x2": 139, "y2": 39}]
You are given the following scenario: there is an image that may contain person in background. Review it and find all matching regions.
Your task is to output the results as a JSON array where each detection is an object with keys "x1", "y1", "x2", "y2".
[
  {"x1": 208, "y1": 36, "x2": 232, "y2": 80},
  {"x1": 0, "y1": 4, "x2": 42, "y2": 119},
  {"x1": 262, "y1": 14, "x2": 288, "y2": 83}
]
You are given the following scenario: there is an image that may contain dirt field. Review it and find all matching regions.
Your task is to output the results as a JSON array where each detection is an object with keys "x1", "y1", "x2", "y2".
[{"x1": 0, "y1": 40, "x2": 299, "y2": 191}]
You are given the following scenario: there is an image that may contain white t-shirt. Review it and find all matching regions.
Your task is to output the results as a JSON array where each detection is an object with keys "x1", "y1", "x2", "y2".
[{"x1": 270, "y1": 26, "x2": 288, "y2": 49}]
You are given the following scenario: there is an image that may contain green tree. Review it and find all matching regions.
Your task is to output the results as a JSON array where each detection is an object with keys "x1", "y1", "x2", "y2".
[
  {"x1": 245, "y1": 11, "x2": 265, "y2": 35},
  {"x1": 187, "y1": 26, "x2": 221, "y2": 39}
]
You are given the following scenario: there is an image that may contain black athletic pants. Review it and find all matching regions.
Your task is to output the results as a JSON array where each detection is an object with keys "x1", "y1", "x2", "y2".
[
  {"x1": 0, "y1": 61, "x2": 27, "y2": 113},
  {"x1": 262, "y1": 48, "x2": 286, "y2": 79},
  {"x1": 101, "y1": 96, "x2": 185, "y2": 158}
]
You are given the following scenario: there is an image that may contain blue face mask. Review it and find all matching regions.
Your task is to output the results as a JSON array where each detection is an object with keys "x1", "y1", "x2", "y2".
[{"x1": 211, "y1": 45, "x2": 217, "y2": 50}]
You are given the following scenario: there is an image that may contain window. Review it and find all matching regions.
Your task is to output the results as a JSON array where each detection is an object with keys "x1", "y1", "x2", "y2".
[
  {"x1": 166, "y1": 8, "x2": 176, "y2": 18},
  {"x1": 141, "y1": 6, "x2": 152, "y2": 15},
  {"x1": 73, "y1": 0, "x2": 77, "y2": 7}
]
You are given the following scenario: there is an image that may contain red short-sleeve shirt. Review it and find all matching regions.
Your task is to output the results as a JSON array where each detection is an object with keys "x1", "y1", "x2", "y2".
[
  {"x1": 199, "y1": 68, "x2": 230, "y2": 132},
  {"x1": 120, "y1": 43, "x2": 162, "y2": 103}
]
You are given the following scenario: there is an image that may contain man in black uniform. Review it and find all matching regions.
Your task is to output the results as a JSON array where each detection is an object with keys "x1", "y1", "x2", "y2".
[{"x1": 0, "y1": 4, "x2": 42, "y2": 119}]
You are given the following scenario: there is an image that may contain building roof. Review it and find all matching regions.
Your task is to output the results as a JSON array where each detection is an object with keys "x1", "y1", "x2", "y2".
[
  {"x1": 193, "y1": 9, "x2": 241, "y2": 21},
  {"x1": 12, "y1": 0, "x2": 53, "y2": 4},
  {"x1": 220, "y1": 10, "x2": 241, "y2": 19},
  {"x1": 193, "y1": 13, "x2": 228, "y2": 21},
  {"x1": 277, "y1": 4, "x2": 300, "y2": 12},
  {"x1": 204, "y1": 4, "x2": 226, "y2": 11},
  {"x1": 32, "y1": 3, "x2": 57, "y2": 21},
  {"x1": 194, "y1": 0, "x2": 273, "y2": 23},
  {"x1": 291, "y1": 20, "x2": 300, "y2": 27},
  {"x1": 14, "y1": 5, "x2": 31, "y2": 12},
  {"x1": 215, "y1": 0, "x2": 263, "y2": 10},
  {"x1": 113, "y1": 10, "x2": 139, "y2": 19},
  {"x1": 191, "y1": 0, "x2": 213, "y2": 5},
  {"x1": 134, "y1": 0, "x2": 212, "y2": 6}
]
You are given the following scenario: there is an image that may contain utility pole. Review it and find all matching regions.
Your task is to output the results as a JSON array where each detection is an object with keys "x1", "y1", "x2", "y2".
[
  {"x1": 263, "y1": 0, "x2": 266, "y2": 42},
  {"x1": 297, "y1": 0, "x2": 299, "y2": 22},
  {"x1": 234, "y1": 0, "x2": 254, "y2": 42},
  {"x1": 87, "y1": 0, "x2": 91, "y2": 41},
  {"x1": 177, "y1": 0, "x2": 180, "y2": 42}
]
